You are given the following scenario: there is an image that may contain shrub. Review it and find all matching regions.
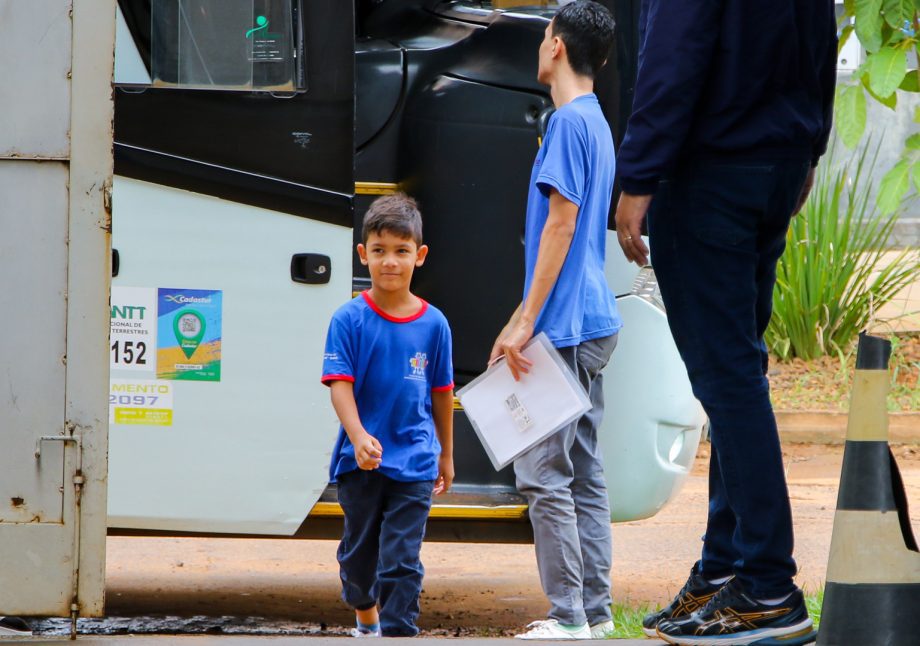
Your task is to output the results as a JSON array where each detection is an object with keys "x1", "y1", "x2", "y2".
[{"x1": 766, "y1": 145, "x2": 920, "y2": 361}]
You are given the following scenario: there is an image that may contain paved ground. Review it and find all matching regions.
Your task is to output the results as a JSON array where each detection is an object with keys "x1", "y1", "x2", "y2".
[
  {"x1": 16, "y1": 640, "x2": 660, "y2": 645},
  {"x1": 84, "y1": 444, "x2": 918, "y2": 636}
]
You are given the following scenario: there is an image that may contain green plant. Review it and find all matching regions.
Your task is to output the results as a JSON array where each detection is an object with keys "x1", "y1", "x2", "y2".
[
  {"x1": 766, "y1": 144, "x2": 920, "y2": 361},
  {"x1": 805, "y1": 587, "x2": 825, "y2": 630},
  {"x1": 835, "y1": 1, "x2": 920, "y2": 213}
]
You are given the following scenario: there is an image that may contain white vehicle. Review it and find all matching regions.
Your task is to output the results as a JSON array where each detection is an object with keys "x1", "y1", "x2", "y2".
[{"x1": 107, "y1": 0, "x2": 705, "y2": 542}]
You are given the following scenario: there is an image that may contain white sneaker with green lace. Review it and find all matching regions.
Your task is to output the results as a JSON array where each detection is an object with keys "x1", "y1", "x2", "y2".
[
  {"x1": 514, "y1": 619, "x2": 592, "y2": 640},
  {"x1": 589, "y1": 619, "x2": 616, "y2": 639}
]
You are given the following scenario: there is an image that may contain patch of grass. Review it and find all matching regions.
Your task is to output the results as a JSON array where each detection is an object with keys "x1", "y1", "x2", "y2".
[
  {"x1": 609, "y1": 603, "x2": 653, "y2": 639},
  {"x1": 805, "y1": 587, "x2": 824, "y2": 630}
]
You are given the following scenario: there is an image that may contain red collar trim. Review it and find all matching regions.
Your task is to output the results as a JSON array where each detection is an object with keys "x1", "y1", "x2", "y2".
[{"x1": 362, "y1": 291, "x2": 428, "y2": 323}]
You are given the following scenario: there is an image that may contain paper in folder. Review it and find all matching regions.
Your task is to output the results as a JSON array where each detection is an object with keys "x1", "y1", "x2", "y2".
[{"x1": 456, "y1": 333, "x2": 591, "y2": 470}]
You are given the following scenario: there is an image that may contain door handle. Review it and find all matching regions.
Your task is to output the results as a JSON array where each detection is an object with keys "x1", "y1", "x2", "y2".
[{"x1": 291, "y1": 253, "x2": 331, "y2": 284}]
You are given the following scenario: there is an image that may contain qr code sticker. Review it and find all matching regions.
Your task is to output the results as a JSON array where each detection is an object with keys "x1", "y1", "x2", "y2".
[{"x1": 505, "y1": 393, "x2": 534, "y2": 432}]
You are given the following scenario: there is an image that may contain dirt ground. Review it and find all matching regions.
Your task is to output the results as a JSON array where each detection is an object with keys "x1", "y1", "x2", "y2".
[{"x1": 102, "y1": 443, "x2": 920, "y2": 633}]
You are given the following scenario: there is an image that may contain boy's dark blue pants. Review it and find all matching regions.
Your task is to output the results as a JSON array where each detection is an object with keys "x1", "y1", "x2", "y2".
[
  {"x1": 336, "y1": 469, "x2": 434, "y2": 637},
  {"x1": 647, "y1": 158, "x2": 811, "y2": 599}
]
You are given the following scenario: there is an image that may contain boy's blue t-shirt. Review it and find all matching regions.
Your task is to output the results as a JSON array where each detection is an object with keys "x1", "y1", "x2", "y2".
[
  {"x1": 524, "y1": 93, "x2": 622, "y2": 348},
  {"x1": 321, "y1": 291, "x2": 454, "y2": 483}
]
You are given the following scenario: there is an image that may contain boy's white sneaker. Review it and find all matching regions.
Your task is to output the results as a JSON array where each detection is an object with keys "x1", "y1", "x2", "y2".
[
  {"x1": 514, "y1": 619, "x2": 591, "y2": 640},
  {"x1": 350, "y1": 627, "x2": 381, "y2": 638},
  {"x1": 589, "y1": 619, "x2": 615, "y2": 639}
]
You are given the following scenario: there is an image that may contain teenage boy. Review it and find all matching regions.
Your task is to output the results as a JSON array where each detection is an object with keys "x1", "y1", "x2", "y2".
[
  {"x1": 322, "y1": 194, "x2": 454, "y2": 638},
  {"x1": 490, "y1": 1, "x2": 620, "y2": 640},
  {"x1": 614, "y1": 1, "x2": 836, "y2": 644}
]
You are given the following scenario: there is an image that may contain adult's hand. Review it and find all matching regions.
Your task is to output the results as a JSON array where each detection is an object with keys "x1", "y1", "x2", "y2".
[
  {"x1": 500, "y1": 317, "x2": 535, "y2": 381},
  {"x1": 615, "y1": 192, "x2": 652, "y2": 266},
  {"x1": 793, "y1": 167, "x2": 816, "y2": 215}
]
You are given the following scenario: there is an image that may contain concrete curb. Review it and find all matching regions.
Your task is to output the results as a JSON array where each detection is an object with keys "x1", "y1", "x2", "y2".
[{"x1": 776, "y1": 411, "x2": 920, "y2": 444}]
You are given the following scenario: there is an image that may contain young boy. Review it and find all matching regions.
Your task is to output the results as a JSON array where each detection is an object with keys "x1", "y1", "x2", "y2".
[{"x1": 321, "y1": 193, "x2": 454, "y2": 638}]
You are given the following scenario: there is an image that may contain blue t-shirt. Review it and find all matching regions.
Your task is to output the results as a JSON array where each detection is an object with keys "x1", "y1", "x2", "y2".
[
  {"x1": 321, "y1": 291, "x2": 454, "y2": 482},
  {"x1": 524, "y1": 93, "x2": 622, "y2": 348}
]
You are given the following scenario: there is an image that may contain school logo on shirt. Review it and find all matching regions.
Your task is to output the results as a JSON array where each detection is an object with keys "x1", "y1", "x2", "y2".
[{"x1": 407, "y1": 352, "x2": 428, "y2": 381}]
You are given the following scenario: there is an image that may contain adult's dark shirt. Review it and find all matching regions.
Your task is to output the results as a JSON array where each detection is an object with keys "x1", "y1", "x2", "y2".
[{"x1": 617, "y1": 0, "x2": 838, "y2": 195}]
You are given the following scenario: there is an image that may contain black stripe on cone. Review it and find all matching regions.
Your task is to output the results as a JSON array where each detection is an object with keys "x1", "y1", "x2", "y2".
[{"x1": 821, "y1": 583, "x2": 920, "y2": 645}]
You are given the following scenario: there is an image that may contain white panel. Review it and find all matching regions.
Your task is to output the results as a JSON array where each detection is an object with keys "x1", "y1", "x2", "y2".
[
  {"x1": 0, "y1": 162, "x2": 68, "y2": 523},
  {"x1": 0, "y1": 0, "x2": 72, "y2": 158},
  {"x1": 604, "y1": 230, "x2": 643, "y2": 295},
  {"x1": 115, "y1": 5, "x2": 151, "y2": 85},
  {"x1": 108, "y1": 178, "x2": 350, "y2": 535},
  {"x1": 599, "y1": 296, "x2": 706, "y2": 522}
]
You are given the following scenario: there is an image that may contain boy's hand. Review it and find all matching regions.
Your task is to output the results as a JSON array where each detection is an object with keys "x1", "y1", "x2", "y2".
[
  {"x1": 353, "y1": 432, "x2": 383, "y2": 470},
  {"x1": 433, "y1": 455, "x2": 454, "y2": 495}
]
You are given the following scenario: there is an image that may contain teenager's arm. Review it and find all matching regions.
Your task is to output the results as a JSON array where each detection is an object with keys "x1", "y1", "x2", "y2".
[
  {"x1": 501, "y1": 189, "x2": 577, "y2": 379},
  {"x1": 431, "y1": 389, "x2": 454, "y2": 495},
  {"x1": 329, "y1": 380, "x2": 382, "y2": 470}
]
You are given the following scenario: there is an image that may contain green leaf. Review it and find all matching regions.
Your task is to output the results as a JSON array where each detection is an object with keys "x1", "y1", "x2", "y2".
[
  {"x1": 914, "y1": 105, "x2": 920, "y2": 122},
  {"x1": 844, "y1": 0, "x2": 856, "y2": 14},
  {"x1": 877, "y1": 159, "x2": 911, "y2": 214},
  {"x1": 867, "y1": 46, "x2": 908, "y2": 97},
  {"x1": 855, "y1": 0, "x2": 885, "y2": 52},
  {"x1": 899, "y1": 69, "x2": 920, "y2": 91},
  {"x1": 882, "y1": 0, "x2": 913, "y2": 28},
  {"x1": 835, "y1": 85, "x2": 868, "y2": 148},
  {"x1": 911, "y1": 161, "x2": 920, "y2": 191},
  {"x1": 861, "y1": 72, "x2": 898, "y2": 108},
  {"x1": 906, "y1": 133, "x2": 920, "y2": 149}
]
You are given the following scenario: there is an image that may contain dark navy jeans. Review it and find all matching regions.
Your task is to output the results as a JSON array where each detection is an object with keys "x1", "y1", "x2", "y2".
[
  {"x1": 647, "y1": 158, "x2": 811, "y2": 598},
  {"x1": 336, "y1": 470, "x2": 434, "y2": 636}
]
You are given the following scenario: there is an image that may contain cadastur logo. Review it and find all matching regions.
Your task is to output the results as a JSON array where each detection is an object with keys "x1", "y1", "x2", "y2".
[{"x1": 163, "y1": 294, "x2": 212, "y2": 305}]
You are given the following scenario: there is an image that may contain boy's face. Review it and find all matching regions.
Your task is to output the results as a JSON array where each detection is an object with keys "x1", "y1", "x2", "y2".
[{"x1": 357, "y1": 229, "x2": 428, "y2": 295}]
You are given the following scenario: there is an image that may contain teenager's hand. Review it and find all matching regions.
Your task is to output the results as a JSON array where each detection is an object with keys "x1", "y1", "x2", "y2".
[
  {"x1": 433, "y1": 455, "x2": 454, "y2": 495},
  {"x1": 500, "y1": 318, "x2": 535, "y2": 381},
  {"x1": 353, "y1": 432, "x2": 383, "y2": 470},
  {"x1": 615, "y1": 192, "x2": 652, "y2": 266}
]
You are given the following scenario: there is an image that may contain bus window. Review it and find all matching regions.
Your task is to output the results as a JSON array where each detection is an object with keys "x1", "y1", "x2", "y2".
[{"x1": 150, "y1": 0, "x2": 302, "y2": 91}]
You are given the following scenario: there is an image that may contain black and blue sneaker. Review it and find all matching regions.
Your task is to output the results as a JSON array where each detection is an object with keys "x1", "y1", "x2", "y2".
[
  {"x1": 642, "y1": 563, "x2": 728, "y2": 638},
  {"x1": 656, "y1": 579, "x2": 815, "y2": 645}
]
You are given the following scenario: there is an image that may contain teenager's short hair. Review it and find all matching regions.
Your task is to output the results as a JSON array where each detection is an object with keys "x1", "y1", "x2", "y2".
[
  {"x1": 552, "y1": 1, "x2": 616, "y2": 79},
  {"x1": 362, "y1": 193, "x2": 424, "y2": 246}
]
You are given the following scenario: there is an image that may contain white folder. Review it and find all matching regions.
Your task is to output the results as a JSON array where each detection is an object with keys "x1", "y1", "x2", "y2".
[{"x1": 457, "y1": 333, "x2": 591, "y2": 470}]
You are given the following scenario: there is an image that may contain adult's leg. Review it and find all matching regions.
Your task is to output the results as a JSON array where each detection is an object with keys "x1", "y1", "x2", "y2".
[
  {"x1": 570, "y1": 334, "x2": 618, "y2": 626},
  {"x1": 514, "y1": 344, "x2": 586, "y2": 626},
  {"x1": 376, "y1": 477, "x2": 434, "y2": 637},
  {"x1": 647, "y1": 161, "x2": 806, "y2": 598},
  {"x1": 648, "y1": 179, "x2": 736, "y2": 582},
  {"x1": 337, "y1": 470, "x2": 386, "y2": 611}
]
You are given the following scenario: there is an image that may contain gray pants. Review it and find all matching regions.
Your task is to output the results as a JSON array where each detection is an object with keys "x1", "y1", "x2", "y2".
[{"x1": 514, "y1": 333, "x2": 618, "y2": 626}]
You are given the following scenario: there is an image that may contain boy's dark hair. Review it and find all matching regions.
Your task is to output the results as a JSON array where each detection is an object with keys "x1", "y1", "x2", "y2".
[
  {"x1": 362, "y1": 193, "x2": 424, "y2": 246},
  {"x1": 552, "y1": 1, "x2": 616, "y2": 79}
]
